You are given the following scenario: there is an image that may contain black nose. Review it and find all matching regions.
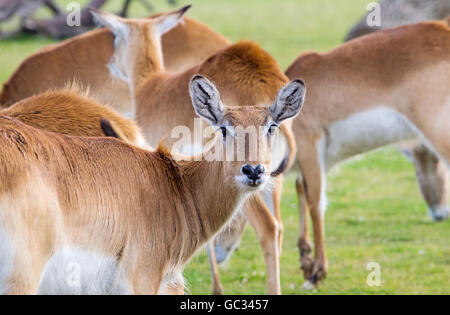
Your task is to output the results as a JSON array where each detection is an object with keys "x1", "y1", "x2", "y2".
[{"x1": 241, "y1": 164, "x2": 265, "y2": 181}]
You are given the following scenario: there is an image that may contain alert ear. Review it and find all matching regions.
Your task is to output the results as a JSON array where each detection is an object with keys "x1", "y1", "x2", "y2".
[
  {"x1": 155, "y1": 5, "x2": 191, "y2": 35},
  {"x1": 100, "y1": 118, "x2": 128, "y2": 142},
  {"x1": 270, "y1": 79, "x2": 306, "y2": 124},
  {"x1": 190, "y1": 75, "x2": 225, "y2": 126},
  {"x1": 90, "y1": 9, "x2": 129, "y2": 38}
]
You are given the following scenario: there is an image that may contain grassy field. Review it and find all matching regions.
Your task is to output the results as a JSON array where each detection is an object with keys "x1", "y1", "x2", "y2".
[{"x1": 0, "y1": 0, "x2": 449, "y2": 295}]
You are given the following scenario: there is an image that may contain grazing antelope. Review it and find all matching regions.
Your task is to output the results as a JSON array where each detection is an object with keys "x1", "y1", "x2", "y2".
[
  {"x1": 91, "y1": 7, "x2": 298, "y2": 295},
  {"x1": 345, "y1": 0, "x2": 450, "y2": 223},
  {"x1": 284, "y1": 18, "x2": 450, "y2": 288},
  {"x1": 0, "y1": 13, "x2": 230, "y2": 114},
  {"x1": 0, "y1": 84, "x2": 147, "y2": 147},
  {"x1": 0, "y1": 75, "x2": 305, "y2": 295},
  {"x1": 345, "y1": 0, "x2": 450, "y2": 41}
]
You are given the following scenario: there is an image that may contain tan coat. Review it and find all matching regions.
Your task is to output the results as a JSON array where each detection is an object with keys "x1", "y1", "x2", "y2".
[
  {"x1": 0, "y1": 85, "x2": 145, "y2": 146},
  {"x1": 0, "y1": 16, "x2": 230, "y2": 113},
  {"x1": 285, "y1": 19, "x2": 450, "y2": 287}
]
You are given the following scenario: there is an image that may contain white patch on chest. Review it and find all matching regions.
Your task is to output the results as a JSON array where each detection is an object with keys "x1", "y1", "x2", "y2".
[
  {"x1": 325, "y1": 107, "x2": 418, "y2": 168},
  {"x1": 37, "y1": 247, "x2": 129, "y2": 295},
  {"x1": 0, "y1": 221, "x2": 13, "y2": 295}
]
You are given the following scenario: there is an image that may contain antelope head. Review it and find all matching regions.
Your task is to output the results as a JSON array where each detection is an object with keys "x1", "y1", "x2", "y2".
[
  {"x1": 91, "y1": 5, "x2": 191, "y2": 83},
  {"x1": 190, "y1": 75, "x2": 306, "y2": 191}
]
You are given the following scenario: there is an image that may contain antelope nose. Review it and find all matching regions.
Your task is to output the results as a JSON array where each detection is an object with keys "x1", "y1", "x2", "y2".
[{"x1": 241, "y1": 164, "x2": 265, "y2": 181}]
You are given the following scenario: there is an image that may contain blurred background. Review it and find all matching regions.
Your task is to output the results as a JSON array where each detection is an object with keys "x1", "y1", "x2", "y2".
[
  {"x1": 0, "y1": 0, "x2": 380, "y2": 81},
  {"x1": 0, "y1": 0, "x2": 449, "y2": 294}
]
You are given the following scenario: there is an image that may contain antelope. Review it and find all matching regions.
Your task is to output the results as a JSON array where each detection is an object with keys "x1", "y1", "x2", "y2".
[
  {"x1": 0, "y1": 84, "x2": 147, "y2": 147},
  {"x1": 284, "y1": 18, "x2": 450, "y2": 289},
  {"x1": 345, "y1": 0, "x2": 450, "y2": 40},
  {"x1": 345, "y1": 0, "x2": 450, "y2": 224},
  {"x1": 0, "y1": 75, "x2": 305, "y2": 295},
  {"x1": 0, "y1": 13, "x2": 230, "y2": 114},
  {"x1": 91, "y1": 7, "x2": 298, "y2": 295}
]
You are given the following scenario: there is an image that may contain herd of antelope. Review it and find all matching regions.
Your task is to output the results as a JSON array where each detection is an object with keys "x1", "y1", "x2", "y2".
[{"x1": 0, "y1": 4, "x2": 448, "y2": 295}]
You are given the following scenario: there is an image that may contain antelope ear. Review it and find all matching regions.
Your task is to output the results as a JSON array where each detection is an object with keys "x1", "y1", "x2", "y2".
[
  {"x1": 190, "y1": 75, "x2": 224, "y2": 126},
  {"x1": 270, "y1": 79, "x2": 306, "y2": 124},
  {"x1": 155, "y1": 5, "x2": 191, "y2": 35},
  {"x1": 90, "y1": 9, "x2": 129, "y2": 37}
]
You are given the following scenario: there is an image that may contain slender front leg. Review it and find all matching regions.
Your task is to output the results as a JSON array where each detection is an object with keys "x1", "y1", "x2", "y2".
[
  {"x1": 296, "y1": 175, "x2": 313, "y2": 280},
  {"x1": 206, "y1": 213, "x2": 247, "y2": 295},
  {"x1": 207, "y1": 240, "x2": 224, "y2": 295},
  {"x1": 245, "y1": 195, "x2": 281, "y2": 295},
  {"x1": 296, "y1": 143, "x2": 328, "y2": 289},
  {"x1": 271, "y1": 175, "x2": 285, "y2": 253},
  {"x1": 206, "y1": 191, "x2": 283, "y2": 295}
]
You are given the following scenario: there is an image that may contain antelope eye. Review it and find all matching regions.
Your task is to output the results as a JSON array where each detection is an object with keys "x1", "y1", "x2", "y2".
[
  {"x1": 220, "y1": 127, "x2": 227, "y2": 139},
  {"x1": 268, "y1": 124, "x2": 279, "y2": 135}
]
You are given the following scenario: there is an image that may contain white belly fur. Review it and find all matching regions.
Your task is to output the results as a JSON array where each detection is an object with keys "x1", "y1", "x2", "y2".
[
  {"x1": 38, "y1": 247, "x2": 129, "y2": 295},
  {"x1": 324, "y1": 107, "x2": 418, "y2": 169}
]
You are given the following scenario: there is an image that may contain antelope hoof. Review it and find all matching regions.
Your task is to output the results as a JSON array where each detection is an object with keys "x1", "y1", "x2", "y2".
[
  {"x1": 212, "y1": 285, "x2": 224, "y2": 295},
  {"x1": 307, "y1": 261, "x2": 327, "y2": 286},
  {"x1": 302, "y1": 280, "x2": 316, "y2": 290},
  {"x1": 300, "y1": 255, "x2": 314, "y2": 280},
  {"x1": 428, "y1": 207, "x2": 449, "y2": 222}
]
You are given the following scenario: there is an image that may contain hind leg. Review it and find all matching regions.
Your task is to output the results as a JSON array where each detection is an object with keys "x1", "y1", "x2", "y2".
[
  {"x1": 261, "y1": 176, "x2": 285, "y2": 254},
  {"x1": 207, "y1": 240, "x2": 224, "y2": 295},
  {"x1": 271, "y1": 175, "x2": 285, "y2": 253},
  {"x1": 245, "y1": 194, "x2": 281, "y2": 295},
  {"x1": 208, "y1": 192, "x2": 283, "y2": 295},
  {"x1": 296, "y1": 174, "x2": 314, "y2": 280},
  {"x1": 296, "y1": 143, "x2": 328, "y2": 289},
  {"x1": 207, "y1": 212, "x2": 247, "y2": 295}
]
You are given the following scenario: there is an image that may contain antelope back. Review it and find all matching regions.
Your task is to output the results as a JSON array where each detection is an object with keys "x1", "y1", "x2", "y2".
[
  {"x1": 1, "y1": 85, "x2": 146, "y2": 147},
  {"x1": 0, "y1": 16, "x2": 230, "y2": 112}
]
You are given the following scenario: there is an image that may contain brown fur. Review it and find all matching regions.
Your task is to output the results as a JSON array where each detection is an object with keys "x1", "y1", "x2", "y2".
[
  {"x1": 103, "y1": 12, "x2": 298, "y2": 295},
  {"x1": 0, "y1": 16, "x2": 231, "y2": 111},
  {"x1": 0, "y1": 95, "x2": 278, "y2": 294},
  {"x1": 345, "y1": 2, "x2": 450, "y2": 224},
  {"x1": 285, "y1": 19, "x2": 450, "y2": 286},
  {"x1": 135, "y1": 41, "x2": 288, "y2": 147},
  {"x1": 0, "y1": 86, "x2": 144, "y2": 146}
]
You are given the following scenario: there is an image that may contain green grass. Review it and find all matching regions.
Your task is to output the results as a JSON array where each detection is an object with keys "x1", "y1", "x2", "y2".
[
  {"x1": 1, "y1": 0, "x2": 449, "y2": 295},
  {"x1": 186, "y1": 148, "x2": 450, "y2": 295}
]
